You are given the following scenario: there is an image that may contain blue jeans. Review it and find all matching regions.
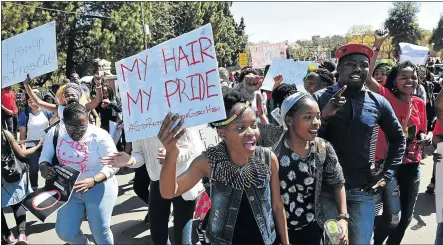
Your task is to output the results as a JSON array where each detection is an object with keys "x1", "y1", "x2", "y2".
[
  {"x1": 436, "y1": 223, "x2": 443, "y2": 245},
  {"x1": 321, "y1": 187, "x2": 376, "y2": 244},
  {"x1": 373, "y1": 177, "x2": 401, "y2": 245},
  {"x1": 55, "y1": 176, "x2": 118, "y2": 245},
  {"x1": 387, "y1": 163, "x2": 420, "y2": 245}
]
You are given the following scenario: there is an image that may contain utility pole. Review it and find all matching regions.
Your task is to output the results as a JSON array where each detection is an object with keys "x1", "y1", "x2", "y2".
[{"x1": 140, "y1": 2, "x2": 147, "y2": 50}]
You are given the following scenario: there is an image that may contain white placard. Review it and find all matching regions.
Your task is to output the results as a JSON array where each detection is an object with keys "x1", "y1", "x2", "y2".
[
  {"x1": 399, "y1": 42, "x2": 429, "y2": 66},
  {"x1": 250, "y1": 42, "x2": 286, "y2": 69},
  {"x1": 2, "y1": 21, "x2": 58, "y2": 88},
  {"x1": 261, "y1": 59, "x2": 316, "y2": 91},
  {"x1": 436, "y1": 143, "x2": 443, "y2": 223},
  {"x1": 193, "y1": 124, "x2": 221, "y2": 151},
  {"x1": 116, "y1": 24, "x2": 226, "y2": 142}
]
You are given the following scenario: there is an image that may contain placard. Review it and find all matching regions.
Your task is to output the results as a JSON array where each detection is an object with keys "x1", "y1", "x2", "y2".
[
  {"x1": 23, "y1": 165, "x2": 80, "y2": 223},
  {"x1": 2, "y1": 21, "x2": 58, "y2": 88},
  {"x1": 399, "y1": 42, "x2": 429, "y2": 66},
  {"x1": 250, "y1": 42, "x2": 286, "y2": 68},
  {"x1": 115, "y1": 24, "x2": 226, "y2": 142},
  {"x1": 239, "y1": 53, "x2": 248, "y2": 67},
  {"x1": 261, "y1": 59, "x2": 316, "y2": 91},
  {"x1": 193, "y1": 124, "x2": 221, "y2": 151}
]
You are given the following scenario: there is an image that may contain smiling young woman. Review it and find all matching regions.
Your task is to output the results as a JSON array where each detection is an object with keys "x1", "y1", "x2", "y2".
[{"x1": 156, "y1": 88, "x2": 289, "y2": 245}]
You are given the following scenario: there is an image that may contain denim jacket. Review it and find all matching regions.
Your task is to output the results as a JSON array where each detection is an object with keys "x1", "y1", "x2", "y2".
[
  {"x1": 313, "y1": 84, "x2": 406, "y2": 188},
  {"x1": 205, "y1": 144, "x2": 276, "y2": 245}
]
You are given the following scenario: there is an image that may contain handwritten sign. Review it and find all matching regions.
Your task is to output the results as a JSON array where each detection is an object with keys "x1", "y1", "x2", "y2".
[
  {"x1": 399, "y1": 42, "x2": 429, "y2": 66},
  {"x1": 250, "y1": 42, "x2": 286, "y2": 69},
  {"x1": 193, "y1": 124, "x2": 221, "y2": 150},
  {"x1": 261, "y1": 59, "x2": 316, "y2": 91},
  {"x1": 2, "y1": 21, "x2": 58, "y2": 88},
  {"x1": 115, "y1": 24, "x2": 226, "y2": 142}
]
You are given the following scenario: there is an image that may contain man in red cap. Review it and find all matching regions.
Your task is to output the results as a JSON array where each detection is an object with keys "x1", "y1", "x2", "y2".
[{"x1": 313, "y1": 44, "x2": 406, "y2": 244}]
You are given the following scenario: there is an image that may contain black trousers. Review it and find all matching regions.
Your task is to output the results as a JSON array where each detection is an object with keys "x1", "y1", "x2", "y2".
[
  {"x1": 1, "y1": 202, "x2": 26, "y2": 236},
  {"x1": 133, "y1": 166, "x2": 150, "y2": 205},
  {"x1": 288, "y1": 222, "x2": 323, "y2": 245},
  {"x1": 148, "y1": 180, "x2": 195, "y2": 245}
]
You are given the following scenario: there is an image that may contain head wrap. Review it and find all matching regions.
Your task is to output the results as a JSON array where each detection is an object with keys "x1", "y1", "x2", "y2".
[
  {"x1": 278, "y1": 91, "x2": 311, "y2": 127},
  {"x1": 63, "y1": 83, "x2": 83, "y2": 99}
]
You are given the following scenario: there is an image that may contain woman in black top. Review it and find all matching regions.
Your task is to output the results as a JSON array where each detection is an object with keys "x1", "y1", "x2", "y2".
[{"x1": 95, "y1": 84, "x2": 122, "y2": 133}]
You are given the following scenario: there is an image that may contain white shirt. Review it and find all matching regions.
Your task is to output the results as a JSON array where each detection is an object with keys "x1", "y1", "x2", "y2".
[
  {"x1": 131, "y1": 128, "x2": 205, "y2": 200},
  {"x1": 39, "y1": 124, "x2": 119, "y2": 181},
  {"x1": 24, "y1": 111, "x2": 50, "y2": 147}
]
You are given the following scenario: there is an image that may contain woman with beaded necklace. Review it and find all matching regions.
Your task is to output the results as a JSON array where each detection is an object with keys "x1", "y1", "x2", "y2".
[{"x1": 157, "y1": 88, "x2": 289, "y2": 244}]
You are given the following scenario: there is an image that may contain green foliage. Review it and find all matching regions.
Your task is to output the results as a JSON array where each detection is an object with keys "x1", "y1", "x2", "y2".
[
  {"x1": 430, "y1": 15, "x2": 443, "y2": 52},
  {"x1": 384, "y1": 2, "x2": 422, "y2": 58},
  {"x1": 1, "y1": 1, "x2": 247, "y2": 85}
]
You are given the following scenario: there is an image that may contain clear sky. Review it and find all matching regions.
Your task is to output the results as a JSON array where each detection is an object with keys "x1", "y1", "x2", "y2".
[{"x1": 230, "y1": 2, "x2": 443, "y2": 43}]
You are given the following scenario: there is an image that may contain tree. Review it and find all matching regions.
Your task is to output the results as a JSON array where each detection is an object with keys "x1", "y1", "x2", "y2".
[
  {"x1": 345, "y1": 25, "x2": 373, "y2": 46},
  {"x1": 430, "y1": 14, "x2": 443, "y2": 52},
  {"x1": 384, "y1": 2, "x2": 422, "y2": 58}
]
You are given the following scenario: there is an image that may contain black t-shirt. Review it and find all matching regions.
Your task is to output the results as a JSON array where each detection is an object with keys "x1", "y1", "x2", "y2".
[{"x1": 231, "y1": 192, "x2": 265, "y2": 244}]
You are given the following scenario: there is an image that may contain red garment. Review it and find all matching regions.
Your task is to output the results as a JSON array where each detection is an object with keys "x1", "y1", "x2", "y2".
[
  {"x1": 375, "y1": 86, "x2": 427, "y2": 164},
  {"x1": 1, "y1": 89, "x2": 18, "y2": 114},
  {"x1": 434, "y1": 121, "x2": 443, "y2": 136},
  {"x1": 193, "y1": 191, "x2": 211, "y2": 221}
]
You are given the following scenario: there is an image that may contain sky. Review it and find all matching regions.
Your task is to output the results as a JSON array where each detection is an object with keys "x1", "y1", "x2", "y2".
[{"x1": 230, "y1": 2, "x2": 443, "y2": 43}]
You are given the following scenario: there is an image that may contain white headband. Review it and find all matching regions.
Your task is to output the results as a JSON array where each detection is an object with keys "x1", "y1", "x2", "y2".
[{"x1": 280, "y1": 91, "x2": 312, "y2": 126}]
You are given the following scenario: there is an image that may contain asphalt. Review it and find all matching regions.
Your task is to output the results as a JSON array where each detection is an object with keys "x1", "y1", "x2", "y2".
[{"x1": 2, "y1": 155, "x2": 440, "y2": 244}]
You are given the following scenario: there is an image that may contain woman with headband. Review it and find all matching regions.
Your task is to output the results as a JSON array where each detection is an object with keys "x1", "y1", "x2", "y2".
[
  {"x1": 269, "y1": 91, "x2": 348, "y2": 245},
  {"x1": 22, "y1": 74, "x2": 103, "y2": 121},
  {"x1": 102, "y1": 88, "x2": 289, "y2": 245}
]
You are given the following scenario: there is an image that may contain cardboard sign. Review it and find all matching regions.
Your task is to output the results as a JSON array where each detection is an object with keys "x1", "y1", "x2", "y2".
[
  {"x1": 193, "y1": 124, "x2": 221, "y2": 151},
  {"x1": 1, "y1": 21, "x2": 58, "y2": 88},
  {"x1": 399, "y1": 42, "x2": 429, "y2": 66},
  {"x1": 23, "y1": 165, "x2": 80, "y2": 223},
  {"x1": 115, "y1": 24, "x2": 226, "y2": 142},
  {"x1": 249, "y1": 42, "x2": 286, "y2": 69},
  {"x1": 261, "y1": 59, "x2": 316, "y2": 91}
]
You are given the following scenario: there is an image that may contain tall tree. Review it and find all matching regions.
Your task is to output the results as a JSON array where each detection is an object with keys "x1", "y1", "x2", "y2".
[
  {"x1": 430, "y1": 14, "x2": 443, "y2": 52},
  {"x1": 345, "y1": 25, "x2": 373, "y2": 46},
  {"x1": 384, "y1": 2, "x2": 422, "y2": 58}
]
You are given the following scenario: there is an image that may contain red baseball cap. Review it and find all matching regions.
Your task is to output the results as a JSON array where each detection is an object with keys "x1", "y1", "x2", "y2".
[{"x1": 335, "y1": 44, "x2": 374, "y2": 60}]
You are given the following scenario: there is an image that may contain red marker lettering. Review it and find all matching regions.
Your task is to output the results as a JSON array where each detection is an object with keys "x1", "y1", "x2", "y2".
[
  {"x1": 121, "y1": 59, "x2": 141, "y2": 82},
  {"x1": 162, "y1": 48, "x2": 177, "y2": 74},
  {"x1": 186, "y1": 40, "x2": 201, "y2": 65},
  {"x1": 198, "y1": 37, "x2": 215, "y2": 63},
  {"x1": 127, "y1": 90, "x2": 143, "y2": 116},
  {"x1": 178, "y1": 46, "x2": 190, "y2": 71},
  {"x1": 205, "y1": 69, "x2": 218, "y2": 98},
  {"x1": 165, "y1": 79, "x2": 179, "y2": 108}
]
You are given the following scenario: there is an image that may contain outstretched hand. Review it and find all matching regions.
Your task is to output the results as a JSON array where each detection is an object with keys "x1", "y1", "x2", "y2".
[
  {"x1": 374, "y1": 29, "x2": 389, "y2": 48},
  {"x1": 101, "y1": 152, "x2": 134, "y2": 168}
]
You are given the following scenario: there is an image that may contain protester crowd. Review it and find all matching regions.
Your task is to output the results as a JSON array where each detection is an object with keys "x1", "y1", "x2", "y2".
[{"x1": 2, "y1": 29, "x2": 443, "y2": 245}]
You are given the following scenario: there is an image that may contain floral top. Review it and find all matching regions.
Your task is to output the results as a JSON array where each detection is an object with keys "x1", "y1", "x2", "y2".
[{"x1": 279, "y1": 140, "x2": 317, "y2": 230}]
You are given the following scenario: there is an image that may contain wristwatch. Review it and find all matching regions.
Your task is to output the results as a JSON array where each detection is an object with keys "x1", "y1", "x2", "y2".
[
  {"x1": 337, "y1": 213, "x2": 350, "y2": 222},
  {"x1": 93, "y1": 176, "x2": 99, "y2": 186}
]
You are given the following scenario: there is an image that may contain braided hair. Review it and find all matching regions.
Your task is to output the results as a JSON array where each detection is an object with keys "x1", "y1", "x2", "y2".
[
  {"x1": 272, "y1": 83, "x2": 298, "y2": 109},
  {"x1": 63, "y1": 100, "x2": 88, "y2": 122},
  {"x1": 313, "y1": 68, "x2": 334, "y2": 86}
]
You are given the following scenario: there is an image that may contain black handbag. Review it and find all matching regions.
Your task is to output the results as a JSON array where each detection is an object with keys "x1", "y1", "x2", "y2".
[{"x1": 1, "y1": 129, "x2": 27, "y2": 183}]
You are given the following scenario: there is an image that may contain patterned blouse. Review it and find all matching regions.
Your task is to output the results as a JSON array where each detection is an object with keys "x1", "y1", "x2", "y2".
[{"x1": 279, "y1": 140, "x2": 317, "y2": 230}]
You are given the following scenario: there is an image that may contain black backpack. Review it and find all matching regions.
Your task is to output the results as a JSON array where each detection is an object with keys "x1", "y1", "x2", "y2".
[{"x1": 1, "y1": 129, "x2": 28, "y2": 183}]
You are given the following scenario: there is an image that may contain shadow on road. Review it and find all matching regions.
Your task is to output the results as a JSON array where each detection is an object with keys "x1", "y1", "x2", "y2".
[
  {"x1": 113, "y1": 196, "x2": 148, "y2": 216},
  {"x1": 411, "y1": 192, "x2": 436, "y2": 231},
  {"x1": 8, "y1": 221, "x2": 55, "y2": 236},
  {"x1": 112, "y1": 220, "x2": 152, "y2": 244}
]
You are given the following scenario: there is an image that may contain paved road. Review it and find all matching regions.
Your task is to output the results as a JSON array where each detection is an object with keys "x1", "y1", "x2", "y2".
[{"x1": 3, "y1": 157, "x2": 439, "y2": 244}]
